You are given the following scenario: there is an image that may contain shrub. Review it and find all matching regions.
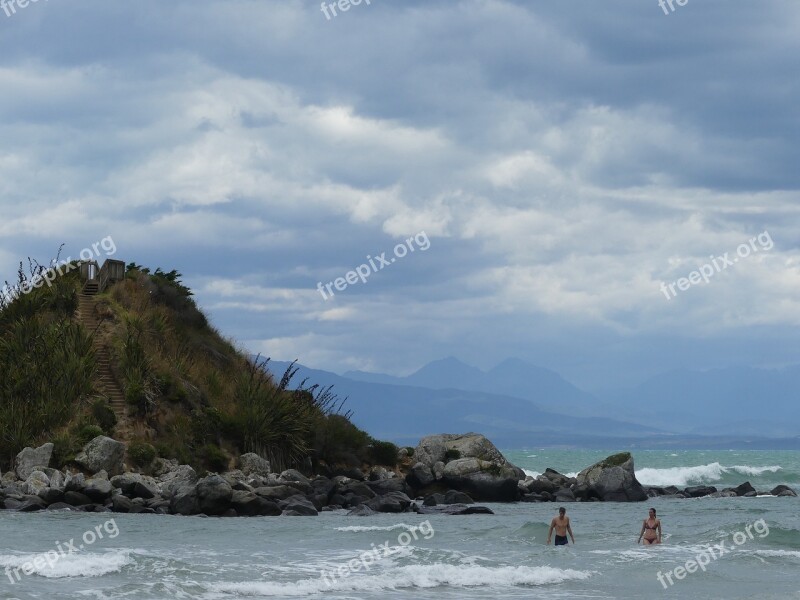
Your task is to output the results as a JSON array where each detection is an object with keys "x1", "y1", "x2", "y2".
[
  {"x1": 369, "y1": 439, "x2": 399, "y2": 466},
  {"x1": 154, "y1": 441, "x2": 192, "y2": 466},
  {"x1": 51, "y1": 432, "x2": 77, "y2": 468},
  {"x1": 128, "y1": 441, "x2": 157, "y2": 467},
  {"x1": 312, "y1": 414, "x2": 370, "y2": 468},
  {"x1": 91, "y1": 399, "x2": 118, "y2": 433},
  {"x1": 75, "y1": 424, "x2": 104, "y2": 446},
  {"x1": 202, "y1": 444, "x2": 229, "y2": 472},
  {"x1": 405, "y1": 447, "x2": 415, "y2": 457},
  {"x1": 444, "y1": 448, "x2": 461, "y2": 462}
]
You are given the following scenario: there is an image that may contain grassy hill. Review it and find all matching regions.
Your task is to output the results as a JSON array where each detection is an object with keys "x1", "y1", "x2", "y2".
[{"x1": 0, "y1": 258, "x2": 397, "y2": 474}]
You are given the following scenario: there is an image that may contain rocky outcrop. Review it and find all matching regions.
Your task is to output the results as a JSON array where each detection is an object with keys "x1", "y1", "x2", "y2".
[
  {"x1": 574, "y1": 452, "x2": 647, "y2": 502},
  {"x1": 15, "y1": 443, "x2": 54, "y2": 480},
  {"x1": 239, "y1": 453, "x2": 271, "y2": 477},
  {"x1": 75, "y1": 436, "x2": 126, "y2": 476},
  {"x1": 408, "y1": 433, "x2": 524, "y2": 501}
]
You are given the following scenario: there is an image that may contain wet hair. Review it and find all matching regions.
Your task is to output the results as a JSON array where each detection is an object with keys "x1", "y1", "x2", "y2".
[
  {"x1": 559, "y1": 507, "x2": 566, "y2": 514},
  {"x1": 649, "y1": 508, "x2": 657, "y2": 516}
]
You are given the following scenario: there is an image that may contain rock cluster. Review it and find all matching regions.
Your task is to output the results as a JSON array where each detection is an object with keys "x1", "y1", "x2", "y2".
[
  {"x1": 0, "y1": 438, "x2": 497, "y2": 517},
  {"x1": 2, "y1": 436, "x2": 795, "y2": 517},
  {"x1": 644, "y1": 482, "x2": 797, "y2": 499}
]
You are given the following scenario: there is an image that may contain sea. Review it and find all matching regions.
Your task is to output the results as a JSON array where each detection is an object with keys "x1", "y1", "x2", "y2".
[{"x1": 1, "y1": 449, "x2": 799, "y2": 600}]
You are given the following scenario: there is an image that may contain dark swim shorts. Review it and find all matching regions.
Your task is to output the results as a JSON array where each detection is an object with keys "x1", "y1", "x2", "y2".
[{"x1": 554, "y1": 535, "x2": 568, "y2": 546}]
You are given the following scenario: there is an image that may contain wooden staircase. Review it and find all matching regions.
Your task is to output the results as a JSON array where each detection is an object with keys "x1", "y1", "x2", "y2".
[{"x1": 76, "y1": 289, "x2": 128, "y2": 432}]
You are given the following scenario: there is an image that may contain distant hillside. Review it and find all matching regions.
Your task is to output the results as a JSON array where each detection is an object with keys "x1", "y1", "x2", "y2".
[
  {"x1": 268, "y1": 361, "x2": 663, "y2": 446},
  {"x1": 0, "y1": 259, "x2": 396, "y2": 474},
  {"x1": 345, "y1": 356, "x2": 603, "y2": 416},
  {"x1": 347, "y1": 357, "x2": 800, "y2": 438}
]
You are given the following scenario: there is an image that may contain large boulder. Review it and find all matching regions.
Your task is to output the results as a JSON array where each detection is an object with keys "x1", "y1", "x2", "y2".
[
  {"x1": 280, "y1": 494, "x2": 318, "y2": 516},
  {"x1": 365, "y1": 491, "x2": 413, "y2": 513},
  {"x1": 684, "y1": 485, "x2": 717, "y2": 498},
  {"x1": 278, "y1": 469, "x2": 310, "y2": 485},
  {"x1": 441, "y1": 457, "x2": 523, "y2": 501},
  {"x1": 366, "y1": 478, "x2": 411, "y2": 496},
  {"x1": 771, "y1": 485, "x2": 797, "y2": 497},
  {"x1": 407, "y1": 463, "x2": 435, "y2": 489},
  {"x1": 22, "y1": 471, "x2": 51, "y2": 497},
  {"x1": 170, "y1": 484, "x2": 199, "y2": 515},
  {"x1": 574, "y1": 452, "x2": 647, "y2": 502},
  {"x1": 15, "y1": 443, "x2": 54, "y2": 480},
  {"x1": 414, "y1": 433, "x2": 510, "y2": 469},
  {"x1": 196, "y1": 475, "x2": 233, "y2": 515},
  {"x1": 83, "y1": 477, "x2": 114, "y2": 503},
  {"x1": 412, "y1": 433, "x2": 524, "y2": 501},
  {"x1": 110, "y1": 473, "x2": 159, "y2": 499},
  {"x1": 230, "y1": 490, "x2": 281, "y2": 516},
  {"x1": 733, "y1": 482, "x2": 756, "y2": 496},
  {"x1": 239, "y1": 453, "x2": 271, "y2": 477},
  {"x1": 75, "y1": 437, "x2": 126, "y2": 476},
  {"x1": 158, "y1": 465, "x2": 199, "y2": 497},
  {"x1": 254, "y1": 485, "x2": 301, "y2": 501}
]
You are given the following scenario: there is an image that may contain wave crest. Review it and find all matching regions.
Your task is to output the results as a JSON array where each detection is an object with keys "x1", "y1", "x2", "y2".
[
  {"x1": 635, "y1": 463, "x2": 782, "y2": 487},
  {"x1": 212, "y1": 564, "x2": 593, "y2": 596}
]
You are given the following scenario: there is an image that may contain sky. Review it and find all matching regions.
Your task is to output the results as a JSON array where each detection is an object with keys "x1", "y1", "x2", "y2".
[{"x1": 1, "y1": 0, "x2": 799, "y2": 390}]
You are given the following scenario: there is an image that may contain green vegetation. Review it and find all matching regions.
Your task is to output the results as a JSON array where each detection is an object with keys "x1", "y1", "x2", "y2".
[
  {"x1": 0, "y1": 256, "x2": 397, "y2": 475},
  {"x1": 128, "y1": 441, "x2": 157, "y2": 467},
  {"x1": 444, "y1": 448, "x2": 462, "y2": 461},
  {"x1": 603, "y1": 452, "x2": 631, "y2": 467},
  {"x1": 369, "y1": 439, "x2": 399, "y2": 466},
  {"x1": 0, "y1": 259, "x2": 94, "y2": 467}
]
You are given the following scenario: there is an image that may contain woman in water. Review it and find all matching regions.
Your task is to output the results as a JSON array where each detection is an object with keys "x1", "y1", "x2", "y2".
[{"x1": 637, "y1": 508, "x2": 662, "y2": 545}]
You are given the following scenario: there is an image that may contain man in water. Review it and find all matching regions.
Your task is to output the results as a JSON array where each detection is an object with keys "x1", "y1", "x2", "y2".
[{"x1": 546, "y1": 507, "x2": 575, "y2": 546}]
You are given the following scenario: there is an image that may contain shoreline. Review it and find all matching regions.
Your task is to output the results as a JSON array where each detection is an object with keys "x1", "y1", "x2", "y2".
[{"x1": 3, "y1": 434, "x2": 796, "y2": 518}]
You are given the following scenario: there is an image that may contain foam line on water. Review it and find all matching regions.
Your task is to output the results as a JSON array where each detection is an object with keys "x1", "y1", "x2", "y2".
[
  {"x1": 0, "y1": 550, "x2": 132, "y2": 579},
  {"x1": 210, "y1": 564, "x2": 593, "y2": 596}
]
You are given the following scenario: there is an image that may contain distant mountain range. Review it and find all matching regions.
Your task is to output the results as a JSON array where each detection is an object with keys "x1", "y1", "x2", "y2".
[
  {"x1": 266, "y1": 359, "x2": 660, "y2": 447},
  {"x1": 264, "y1": 356, "x2": 800, "y2": 448}
]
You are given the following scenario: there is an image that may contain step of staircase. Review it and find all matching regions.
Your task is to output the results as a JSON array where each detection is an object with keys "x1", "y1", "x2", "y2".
[{"x1": 75, "y1": 293, "x2": 129, "y2": 438}]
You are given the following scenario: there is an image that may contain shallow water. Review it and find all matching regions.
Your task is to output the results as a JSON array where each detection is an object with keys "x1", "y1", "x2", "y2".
[{"x1": 2, "y1": 450, "x2": 798, "y2": 600}]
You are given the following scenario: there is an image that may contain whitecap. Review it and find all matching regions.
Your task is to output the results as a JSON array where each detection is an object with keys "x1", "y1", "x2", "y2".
[
  {"x1": 211, "y1": 564, "x2": 593, "y2": 596},
  {"x1": 0, "y1": 550, "x2": 132, "y2": 579},
  {"x1": 729, "y1": 465, "x2": 781, "y2": 476},
  {"x1": 754, "y1": 550, "x2": 800, "y2": 559},
  {"x1": 636, "y1": 462, "x2": 728, "y2": 486},
  {"x1": 334, "y1": 524, "x2": 423, "y2": 533}
]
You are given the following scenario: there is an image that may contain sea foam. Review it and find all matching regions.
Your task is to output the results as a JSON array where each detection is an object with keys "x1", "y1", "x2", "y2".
[
  {"x1": 211, "y1": 564, "x2": 593, "y2": 596},
  {"x1": 0, "y1": 550, "x2": 132, "y2": 579},
  {"x1": 635, "y1": 462, "x2": 782, "y2": 487}
]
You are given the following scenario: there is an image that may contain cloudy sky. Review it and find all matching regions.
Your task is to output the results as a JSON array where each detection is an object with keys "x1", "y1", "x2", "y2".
[{"x1": 1, "y1": 0, "x2": 799, "y2": 389}]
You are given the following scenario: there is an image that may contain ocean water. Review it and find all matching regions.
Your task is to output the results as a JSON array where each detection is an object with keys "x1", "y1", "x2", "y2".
[{"x1": 1, "y1": 450, "x2": 799, "y2": 600}]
